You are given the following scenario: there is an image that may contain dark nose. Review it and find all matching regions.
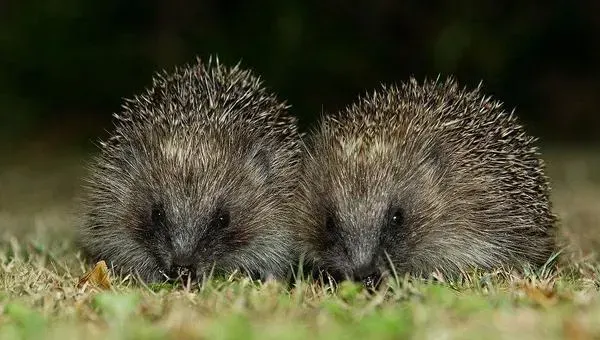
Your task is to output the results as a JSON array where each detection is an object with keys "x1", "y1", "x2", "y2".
[
  {"x1": 168, "y1": 255, "x2": 197, "y2": 282},
  {"x1": 360, "y1": 272, "x2": 382, "y2": 289},
  {"x1": 352, "y1": 266, "x2": 382, "y2": 289},
  {"x1": 169, "y1": 264, "x2": 196, "y2": 282}
]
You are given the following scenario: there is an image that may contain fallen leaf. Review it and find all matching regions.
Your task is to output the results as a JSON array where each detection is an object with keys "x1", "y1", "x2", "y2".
[
  {"x1": 77, "y1": 261, "x2": 111, "y2": 290},
  {"x1": 521, "y1": 282, "x2": 558, "y2": 308}
]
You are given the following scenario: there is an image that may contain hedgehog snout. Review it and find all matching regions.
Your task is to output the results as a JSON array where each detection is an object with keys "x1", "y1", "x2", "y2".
[
  {"x1": 350, "y1": 263, "x2": 382, "y2": 289},
  {"x1": 166, "y1": 231, "x2": 201, "y2": 281},
  {"x1": 168, "y1": 264, "x2": 197, "y2": 282},
  {"x1": 166, "y1": 251, "x2": 199, "y2": 282},
  {"x1": 345, "y1": 230, "x2": 383, "y2": 284}
]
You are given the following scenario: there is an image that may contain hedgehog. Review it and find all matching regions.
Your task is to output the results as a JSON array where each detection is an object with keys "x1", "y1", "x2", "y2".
[
  {"x1": 78, "y1": 58, "x2": 302, "y2": 283},
  {"x1": 295, "y1": 78, "x2": 556, "y2": 287}
]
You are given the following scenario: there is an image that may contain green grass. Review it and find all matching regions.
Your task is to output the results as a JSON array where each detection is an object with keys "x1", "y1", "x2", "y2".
[{"x1": 1, "y1": 148, "x2": 599, "y2": 340}]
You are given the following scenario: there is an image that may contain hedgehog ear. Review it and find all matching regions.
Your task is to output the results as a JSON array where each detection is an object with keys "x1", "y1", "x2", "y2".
[
  {"x1": 427, "y1": 143, "x2": 445, "y2": 168},
  {"x1": 246, "y1": 147, "x2": 272, "y2": 182},
  {"x1": 422, "y1": 142, "x2": 449, "y2": 180}
]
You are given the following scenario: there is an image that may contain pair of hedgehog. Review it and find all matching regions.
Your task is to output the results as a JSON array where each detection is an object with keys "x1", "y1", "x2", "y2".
[{"x1": 79, "y1": 58, "x2": 556, "y2": 287}]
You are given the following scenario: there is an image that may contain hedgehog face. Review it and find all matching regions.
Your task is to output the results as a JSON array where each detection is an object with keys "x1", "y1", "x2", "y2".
[
  {"x1": 299, "y1": 133, "x2": 452, "y2": 286},
  {"x1": 300, "y1": 158, "x2": 416, "y2": 287},
  {"x1": 315, "y1": 197, "x2": 410, "y2": 288},
  {"x1": 82, "y1": 132, "x2": 295, "y2": 283},
  {"x1": 131, "y1": 195, "x2": 243, "y2": 283}
]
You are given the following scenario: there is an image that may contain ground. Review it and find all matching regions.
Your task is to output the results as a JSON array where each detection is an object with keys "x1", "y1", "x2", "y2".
[{"x1": 0, "y1": 146, "x2": 599, "y2": 340}]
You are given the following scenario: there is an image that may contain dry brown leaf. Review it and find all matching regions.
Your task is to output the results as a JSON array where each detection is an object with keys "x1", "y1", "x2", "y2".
[
  {"x1": 77, "y1": 260, "x2": 112, "y2": 290},
  {"x1": 521, "y1": 283, "x2": 558, "y2": 308}
]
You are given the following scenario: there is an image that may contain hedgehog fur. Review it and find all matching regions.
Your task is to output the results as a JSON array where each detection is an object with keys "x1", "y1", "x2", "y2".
[
  {"x1": 295, "y1": 77, "x2": 557, "y2": 284},
  {"x1": 79, "y1": 57, "x2": 302, "y2": 283}
]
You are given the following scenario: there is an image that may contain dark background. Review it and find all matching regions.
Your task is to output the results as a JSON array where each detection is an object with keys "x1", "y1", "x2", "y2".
[{"x1": 1, "y1": 0, "x2": 599, "y2": 155}]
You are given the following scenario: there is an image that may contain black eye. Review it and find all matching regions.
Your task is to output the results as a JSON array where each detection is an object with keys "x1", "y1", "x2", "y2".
[
  {"x1": 213, "y1": 209, "x2": 230, "y2": 229},
  {"x1": 390, "y1": 209, "x2": 404, "y2": 228},
  {"x1": 323, "y1": 213, "x2": 349, "y2": 254},
  {"x1": 325, "y1": 214, "x2": 336, "y2": 232},
  {"x1": 151, "y1": 204, "x2": 166, "y2": 227}
]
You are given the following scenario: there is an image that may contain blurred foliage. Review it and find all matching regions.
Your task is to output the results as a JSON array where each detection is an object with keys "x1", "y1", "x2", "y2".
[{"x1": 0, "y1": 0, "x2": 598, "y2": 151}]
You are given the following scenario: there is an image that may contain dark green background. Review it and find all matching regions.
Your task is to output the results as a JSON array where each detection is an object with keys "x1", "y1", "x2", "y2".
[{"x1": 1, "y1": 1, "x2": 598, "y2": 153}]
